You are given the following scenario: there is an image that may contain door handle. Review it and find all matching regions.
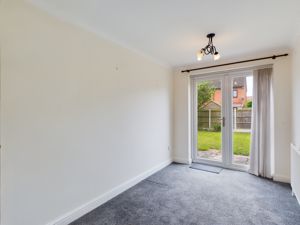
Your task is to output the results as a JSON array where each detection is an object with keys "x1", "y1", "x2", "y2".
[{"x1": 219, "y1": 117, "x2": 225, "y2": 127}]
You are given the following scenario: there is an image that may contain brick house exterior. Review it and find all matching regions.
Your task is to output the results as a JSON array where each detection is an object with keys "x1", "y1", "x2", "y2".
[{"x1": 212, "y1": 77, "x2": 248, "y2": 109}]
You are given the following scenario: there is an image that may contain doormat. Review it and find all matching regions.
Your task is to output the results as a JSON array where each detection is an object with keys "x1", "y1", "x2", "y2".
[{"x1": 190, "y1": 163, "x2": 223, "y2": 174}]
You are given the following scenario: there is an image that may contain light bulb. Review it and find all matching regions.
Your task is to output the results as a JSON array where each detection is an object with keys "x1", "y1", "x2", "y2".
[
  {"x1": 214, "y1": 52, "x2": 220, "y2": 60},
  {"x1": 197, "y1": 50, "x2": 204, "y2": 61}
]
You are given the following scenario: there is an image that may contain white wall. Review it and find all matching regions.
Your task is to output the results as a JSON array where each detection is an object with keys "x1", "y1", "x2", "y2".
[
  {"x1": 173, "y1": 52, "x2": 292, "y2": 182},
  {"x1": 173, "y1": 73, "x2": 191, "y2": 164},
  {"x1": 272, "y1": 57, "x2": 292, "y2": 182},
  {"x1": 292, "y1": 37, "x2": 300, "y2": 148},
  {"x1": 291, "y1": 36, "x2": 300, "y2": 203},
  {"x1": 0, "y1": 0, "x2": 173, "y2": 224}
]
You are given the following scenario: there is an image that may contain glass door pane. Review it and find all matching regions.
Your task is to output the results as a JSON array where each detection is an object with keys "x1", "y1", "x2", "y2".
[
  {"x1": 231, "y1": 75, "x2": 253, "y2": 166},
  {"x1": 197, "y1": 79, "x2": 223, "y2": 162}
]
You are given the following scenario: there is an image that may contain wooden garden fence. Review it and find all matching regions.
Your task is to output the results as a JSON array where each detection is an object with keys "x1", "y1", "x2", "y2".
[{"x1": 198, "y1": 108, "x2": 252, "y2": 130}]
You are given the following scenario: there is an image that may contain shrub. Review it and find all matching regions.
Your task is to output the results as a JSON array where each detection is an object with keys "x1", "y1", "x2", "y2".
[
  {"x1": 246, "y1": 101, "x2": 252, "y2": 108},
  {"x1": 213, "y1": 124, "x2": 221, "y2": 132}
]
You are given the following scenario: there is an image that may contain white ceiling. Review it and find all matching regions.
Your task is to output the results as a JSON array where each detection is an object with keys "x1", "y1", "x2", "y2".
[{"x1": 28, "y1": 0, "x2": 300, "y2": 67}]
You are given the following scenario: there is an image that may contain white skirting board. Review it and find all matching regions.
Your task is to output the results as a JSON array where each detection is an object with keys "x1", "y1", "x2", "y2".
[
  {"x1": 291, "y1": 143, "x2": 300, "y2": 205},
  {"x1": 273, "y1": 174, "x2": 290, "y2": 183},
  {"x1": 173, "y1": 157, "x2": 192, "y2": 165},
  {"x1": 46, "y1": 160, "x2": 172, "y2": 225}
]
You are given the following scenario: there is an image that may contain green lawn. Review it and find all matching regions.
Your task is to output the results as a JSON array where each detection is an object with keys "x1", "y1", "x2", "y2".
[{"x1": 198, "y1": 131, "x2": 250, "y2": 156}]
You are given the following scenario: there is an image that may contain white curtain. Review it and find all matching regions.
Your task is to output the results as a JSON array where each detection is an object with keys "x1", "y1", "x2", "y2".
[{"x1": 249, "y1": 68, "x2": 273, "y2": 178}]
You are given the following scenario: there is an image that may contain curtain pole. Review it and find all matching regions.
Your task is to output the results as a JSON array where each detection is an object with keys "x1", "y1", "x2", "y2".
[{"x1": 181, "y1": 54, "x2": 288, "y2": 73}]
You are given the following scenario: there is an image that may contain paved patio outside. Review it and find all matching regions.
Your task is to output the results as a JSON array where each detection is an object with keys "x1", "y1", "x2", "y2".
[{"x1": 197, "y1": 149, "x2": 250, "y2": 165}]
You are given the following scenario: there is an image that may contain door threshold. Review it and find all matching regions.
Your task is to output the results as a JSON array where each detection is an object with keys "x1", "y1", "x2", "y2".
[{"x1": 192, "y1": 160, "x2": 249, "y2": 172}]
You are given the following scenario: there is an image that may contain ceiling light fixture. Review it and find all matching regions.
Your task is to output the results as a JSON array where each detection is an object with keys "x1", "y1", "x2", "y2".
[{"x1": 197, "y1": 33, "x2": 220, "y2": 61}]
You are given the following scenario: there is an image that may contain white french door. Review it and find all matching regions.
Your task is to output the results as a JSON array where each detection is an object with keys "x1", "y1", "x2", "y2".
[{"x1": 191, "y1": 71, "x2": 253, "y2": 170}]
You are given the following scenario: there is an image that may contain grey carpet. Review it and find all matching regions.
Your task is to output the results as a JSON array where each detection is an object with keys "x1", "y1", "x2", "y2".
[
  {"x1": 70, "y1": 163, "x2": 300, "y2": 225},
  {"x1": 190, "y1": 163, "x2": 223, "y2": 174}
]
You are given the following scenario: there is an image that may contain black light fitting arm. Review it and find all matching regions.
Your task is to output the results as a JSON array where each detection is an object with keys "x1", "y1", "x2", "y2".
[{"x1": 202, "y1": 33, "x2": 217, "y2": 55}]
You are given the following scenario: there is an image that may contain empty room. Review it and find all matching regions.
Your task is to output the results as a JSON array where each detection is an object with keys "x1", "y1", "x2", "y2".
[{"x1": 1, "y1": 0, "x2": 300, "y2": 224}]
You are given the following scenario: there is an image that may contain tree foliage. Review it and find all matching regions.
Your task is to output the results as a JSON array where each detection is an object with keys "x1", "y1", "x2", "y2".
[
  {"x1": 246, "y1": 100, "x2": 252, "y2": 108},
  {"x1": 197, "y1": 82, "x2": 216, "y2": 109}
]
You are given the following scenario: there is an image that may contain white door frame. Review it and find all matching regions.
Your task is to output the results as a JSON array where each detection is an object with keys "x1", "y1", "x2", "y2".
[{"x1": 191, "y1": 70, "x2": 253, "y2": 171}]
